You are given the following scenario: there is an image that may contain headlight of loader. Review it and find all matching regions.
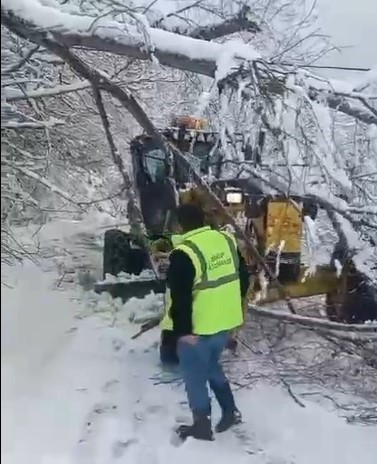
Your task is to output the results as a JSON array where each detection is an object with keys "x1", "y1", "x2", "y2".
[{"x1": 226, "y1": 192, "x2": 243, "y2": 204}]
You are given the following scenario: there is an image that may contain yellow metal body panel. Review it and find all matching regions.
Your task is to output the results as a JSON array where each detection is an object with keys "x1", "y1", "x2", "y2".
[
  {"x1": 247, "y1": 265, "x2": 339, "y2": 304},
  {"x1": 150, "y1": 190, "x2": 340, "y2": 308},
  {"x1": 265, "y1": 201, "x2": 302, "y2": 254}
]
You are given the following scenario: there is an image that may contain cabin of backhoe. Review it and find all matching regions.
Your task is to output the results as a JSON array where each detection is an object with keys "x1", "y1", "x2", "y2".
[{"x1": 129, "y1": 115, "x2": 306, "y2": 283}]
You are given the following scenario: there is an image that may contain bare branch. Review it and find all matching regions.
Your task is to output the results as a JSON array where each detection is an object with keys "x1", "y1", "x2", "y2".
[
  {"x1": 5, "y1": 80, "x2": 92, "y2": 102},
  {"x1": 251, "y1": 306, "x2": 377, "y2": 335},
  {"x1": 91, "y1": 91, "x2": 149, "y2": 223},
  {"x1": 1, "y1": 119, "x2": 64, "y2": 129},
  {"x1": 309, "y1": 89, "x2": 377, "y2": 125},
  {"x1": 1, "y1": 44, "x2": 39, "y2": 74},
  {"x1": 77, "y1": 186, "x2": 127, "y2": 206},
  {"x1": 2, "y1": 158, "x2": 81, "y2": 206},
  {"x1": 156, "y1": 5, "x2": 261, "y2": 40}
]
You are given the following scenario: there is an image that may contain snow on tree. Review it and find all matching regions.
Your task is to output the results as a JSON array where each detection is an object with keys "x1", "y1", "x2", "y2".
[
  {"x1": 1, "y1": 0, "x2": 376, "y2": 289},
  {"x1": 1, "y1": 14, "x2": 193, "y2": 262},
  {"x1": 2, "y1": 2, "x2": 377, "y2": 436}
]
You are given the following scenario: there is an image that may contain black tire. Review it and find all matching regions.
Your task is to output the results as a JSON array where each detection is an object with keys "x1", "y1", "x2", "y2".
[{"x1": 103, "y1": 229, "x2": 150, "y2": 279}]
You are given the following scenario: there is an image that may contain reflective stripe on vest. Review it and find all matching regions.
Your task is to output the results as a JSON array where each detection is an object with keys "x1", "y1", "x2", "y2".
[
  {"x1": 182, "y1": 232, "x2": 239, "y2": 290},
  {"x1": 175, "y1": 227, "x2": 243, "y2": 335}
]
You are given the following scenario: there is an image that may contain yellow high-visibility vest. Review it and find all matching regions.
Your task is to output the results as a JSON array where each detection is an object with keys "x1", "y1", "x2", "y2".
[{"x1": 161, "y1": 227, "x2": 243, "y2": 335}]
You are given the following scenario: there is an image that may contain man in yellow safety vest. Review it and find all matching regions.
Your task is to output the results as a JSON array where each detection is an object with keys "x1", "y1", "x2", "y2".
[{"x1": 165, "y1": 204, "x2": 250, "y2": 441}]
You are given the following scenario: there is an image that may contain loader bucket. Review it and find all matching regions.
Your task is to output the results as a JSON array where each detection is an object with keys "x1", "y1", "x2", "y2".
[{"x1": 94, "y1": 278, "x2": 166, "y2": 303}]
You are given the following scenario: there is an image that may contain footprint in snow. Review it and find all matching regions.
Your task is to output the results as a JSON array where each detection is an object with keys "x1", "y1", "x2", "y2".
[
  {"x1": 112, "y1": 438, "x2": 138, "y2": 459},
  {"x1": 102, "y1": 378, "x2": 119, "y2": 393}
]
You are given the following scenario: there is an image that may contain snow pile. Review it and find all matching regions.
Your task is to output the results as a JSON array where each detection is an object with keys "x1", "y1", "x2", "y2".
[
  {"x1": 79, "y1": 288, "x2": 163, "y2": 325},
  {"x1": 124, "y1": 291, "x2": 164, "y2": 323},
  {"x1": 2, "y1": 246, "x2": 377, "y2": 464},
  {"x1": 1, "y1": 262, "x2": 128, "y2": 464},
  {"x1": 1, "y1": 206, "x2": 377, "y2": 464},
  {"x1": 98, "y1": 269, "x2": 156, "y2": 284}
]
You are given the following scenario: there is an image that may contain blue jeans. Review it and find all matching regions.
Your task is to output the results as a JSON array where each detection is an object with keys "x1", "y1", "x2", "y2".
[{"x1": 177, "y1": 330, "x2": 236, "y2": 415}]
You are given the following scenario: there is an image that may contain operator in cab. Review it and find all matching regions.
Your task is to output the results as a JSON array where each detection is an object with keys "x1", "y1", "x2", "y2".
[{"x1": 160, "y1": 204, "x2": 250, "y2": 441}]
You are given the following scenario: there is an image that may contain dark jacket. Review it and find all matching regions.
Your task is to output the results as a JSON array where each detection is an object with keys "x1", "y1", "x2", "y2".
[{"x1": 166, "y1": 243, "x2": 250, "y2": 337}]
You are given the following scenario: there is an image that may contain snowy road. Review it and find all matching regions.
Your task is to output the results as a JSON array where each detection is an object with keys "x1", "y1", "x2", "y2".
[{"x1": 1, "y1": 219, "x2": 377, "y2": 464}]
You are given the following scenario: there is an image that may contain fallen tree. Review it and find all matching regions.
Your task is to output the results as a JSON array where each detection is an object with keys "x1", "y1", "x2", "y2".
[
  {"x1": 2, "y1": 0, "x2": 376, "y2": 326},
  {"x1": 33, "y1": 37, "x2": 296, "y2": 312},
  {"x1": 2, "y1": 0, "x2": 376, "y2": 125},
  {"x1": 251, "y1": 306, "x2": 377, "y2": 334}
]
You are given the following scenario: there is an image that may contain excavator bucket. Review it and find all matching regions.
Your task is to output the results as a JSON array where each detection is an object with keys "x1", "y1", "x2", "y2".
[{"x1": 94, "y1": 229, "x2": 166, "y2": 302}]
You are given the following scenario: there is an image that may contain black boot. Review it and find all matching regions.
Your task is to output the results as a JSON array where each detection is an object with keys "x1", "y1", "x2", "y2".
[
  {"x1": 176, "y1": 412, "x2": 214, "y2": 441},
  {"x1": 215, "y1": 409, "x2": 242, "y2": 433},
  {"x1": 210, "y1": 382, "x2": 242, "y2": 433}
]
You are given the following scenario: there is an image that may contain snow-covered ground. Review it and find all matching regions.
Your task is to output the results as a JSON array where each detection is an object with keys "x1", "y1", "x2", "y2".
[{"x1": 2, "y1": 218, "x2": 377, "y2": 464}]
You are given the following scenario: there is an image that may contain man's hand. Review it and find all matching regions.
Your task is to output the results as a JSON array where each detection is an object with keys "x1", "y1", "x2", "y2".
[{"x1": 179, "y1": 334, "x2": 198, "y2": 345}]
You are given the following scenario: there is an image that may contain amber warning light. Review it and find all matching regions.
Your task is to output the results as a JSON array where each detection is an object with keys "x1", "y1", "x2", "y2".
[{"x1": 171, "y1": 115, "x2": 208, "y2": 130}]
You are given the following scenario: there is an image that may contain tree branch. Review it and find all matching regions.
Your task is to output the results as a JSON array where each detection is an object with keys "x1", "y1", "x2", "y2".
[
  {"x1": 24, "y1": 33, "x2": 296, "y2": 313},
  {"x1": 251, "y1": 306, "x2": 377, "y2": 335},
  {"x1": 2, "y1": 1, "x2": 374, "y2": 125},
  {"x1": 2, "y1": 158, "x2": 81, "y2": 206},
  {"x1": 309, "y1": 89, "x2": 377, "y2": 125},
  {"x1": 1, "y1": 44, "x2": 39, "y2": 74},
  {"x1": 5, "y1": 80, "x2": 92, "y2": 102},
  {"x1": 157, "y1": 5, "x2": 261, "y2": 40},
  {"x1": 1, "y1": 119, "x2": 64, "y2": 129},
  {"x1": 91, "y1": 86, "x2": 143, "y2": 227}
]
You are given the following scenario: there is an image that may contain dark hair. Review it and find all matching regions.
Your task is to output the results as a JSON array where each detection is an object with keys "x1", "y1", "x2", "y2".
[{"x1": 176, "y1": 203, "x2": 205, "y2": 232}]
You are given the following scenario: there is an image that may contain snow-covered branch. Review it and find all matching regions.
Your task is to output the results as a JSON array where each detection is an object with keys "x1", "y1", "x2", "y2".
[
  {"x1": 1, "y1": 43, "x2": 39, "y2": 74},
  {"x1": 155, "y1": 5, "x2": 261, "y2": 40},
  {"x1": 2, "y1": 158, "x2": 81, "y2": 206},
  {"x1": 2, "y1": 0, "x2": 375, "y2": 125},
  {"x1": 1, "y1": 118, "x2": 64, "y2": 129},
  {"x1": 308, "y1": 88, "x2": 377, "y2": 126},
  {"x1": 251, "y1": 306, "x2": 377, "y2": 335},
  {"x1": 5, "y1": 80, "x2": 92, "y2": 102},
  {"x1": 91, "y1": 85, "x2": 145, "y2": 232}
]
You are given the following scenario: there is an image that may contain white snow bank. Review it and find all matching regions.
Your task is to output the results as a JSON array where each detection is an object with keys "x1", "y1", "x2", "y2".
[
  {"x1": 3, "y1": 258, "x2": 377, "y2": 464},
  {"x1": 1, "y1": 261, "x2": 79, "y2": 464},
  {"x1": 1, "y1": 261, "x2": 76, "y2": 394}
]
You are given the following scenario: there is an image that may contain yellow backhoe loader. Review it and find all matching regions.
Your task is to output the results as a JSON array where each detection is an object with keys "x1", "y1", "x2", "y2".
[{"x1": 95, "y1": 115, "x2": 377, "y2": 325}]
